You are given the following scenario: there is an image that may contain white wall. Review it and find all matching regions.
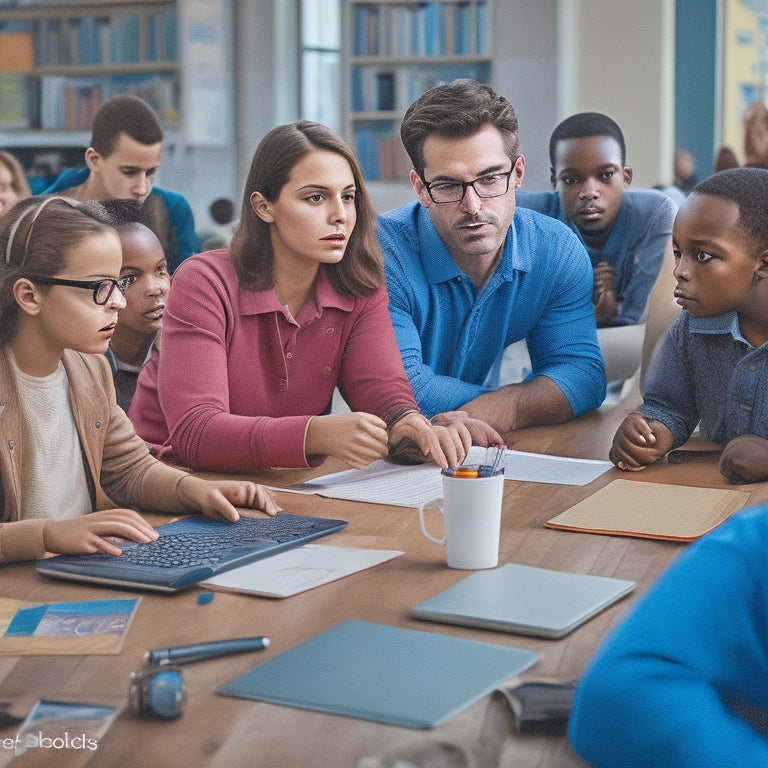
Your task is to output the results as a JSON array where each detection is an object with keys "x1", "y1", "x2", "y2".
[
  {"x1": 493, "y1": 0, "x2": 560, "y2": 192},
  {"x1": 556, "y1": 0, "x2": 676, "y2": 189}
]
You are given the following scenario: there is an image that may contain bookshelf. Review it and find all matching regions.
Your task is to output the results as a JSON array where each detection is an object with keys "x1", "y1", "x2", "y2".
[
  {"x1": 0, "y1": 1, "x2": 179, "y2": 133},
  {"x1": 343, "y1": 0, "x2": 493, "y2": 182}
]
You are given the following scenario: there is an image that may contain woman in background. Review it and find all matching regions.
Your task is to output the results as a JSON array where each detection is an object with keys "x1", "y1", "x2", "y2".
[{"x1": 0, "y1": 151, "x2": 31, "y2": 218}]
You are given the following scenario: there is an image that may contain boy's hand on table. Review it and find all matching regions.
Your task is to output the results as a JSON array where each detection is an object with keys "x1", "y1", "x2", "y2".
[
  {"x1": 719, "y1": 435, "x2": 768, "y2": 484},
  {"x1": 610, "y1": 412, "x2": 673, "y2": 470}
]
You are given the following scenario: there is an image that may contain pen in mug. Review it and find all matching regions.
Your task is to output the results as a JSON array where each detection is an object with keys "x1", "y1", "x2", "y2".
[{"x1": 146, "y1": 636, "x2": 270, "y2": 666}]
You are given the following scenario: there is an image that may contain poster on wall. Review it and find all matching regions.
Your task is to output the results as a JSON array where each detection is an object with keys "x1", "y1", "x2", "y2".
[
  {"x1": 723, "y1": 0, "x2": 768, "y2": 160},
  {"x1": 181, "y1": 0, "x2": 233, "y2": 146}
]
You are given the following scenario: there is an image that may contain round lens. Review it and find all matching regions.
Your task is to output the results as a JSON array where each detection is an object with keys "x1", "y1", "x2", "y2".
[{"x1": 147, "y1": 669, "x2": 186, "y2": 720}]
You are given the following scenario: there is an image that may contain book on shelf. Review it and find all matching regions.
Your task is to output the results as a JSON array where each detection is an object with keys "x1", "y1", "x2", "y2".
[
  {"x1": 0, "y1": 30, "x2": 33, "y2": 72},
  {"x1": 351, "y1": 1, "x2": 489, "y2": 58},
  {"x1": 110, "y1": 12, "x2": 140, "y2": 64},
  {"x1": 39, "y1": 72, "x2": 177, "y2": 130},
  {"x1": 19, "y1": 7, "x2": 177, "y2": 68},
  {"x1": 351, "y1": 61, "x2": 491, "y2": 115},
  {"x1": 0, "y1": 71, "x2": 31, "y2": 128}
]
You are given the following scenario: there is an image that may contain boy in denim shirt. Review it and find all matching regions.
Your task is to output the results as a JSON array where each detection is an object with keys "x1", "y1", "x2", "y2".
[{"x1": 610, "y1": 167, "x2": 768, "y2": 483}]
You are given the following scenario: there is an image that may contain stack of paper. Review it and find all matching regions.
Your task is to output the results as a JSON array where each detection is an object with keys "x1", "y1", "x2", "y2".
[{"x1": 278, "y1": 446, "x2": 613, "y2": 508}]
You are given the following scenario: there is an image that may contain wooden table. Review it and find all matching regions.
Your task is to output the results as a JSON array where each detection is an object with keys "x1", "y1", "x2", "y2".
[{"x1": 2, "y1": 397, "x2": 768, "y2": 768}]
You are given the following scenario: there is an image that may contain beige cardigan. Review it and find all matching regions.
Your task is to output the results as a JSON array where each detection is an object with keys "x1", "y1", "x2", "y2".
[{"x1": 0, "y1": 346, "x2": 190, "y2": 562}]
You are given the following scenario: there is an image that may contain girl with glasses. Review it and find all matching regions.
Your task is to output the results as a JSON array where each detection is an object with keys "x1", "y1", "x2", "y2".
[
  {"x1": 129, "y1": 122, "x2": 496, "y2": 472},
  {"x1": 0, "y1": 196, "x2": 280, "y2": 563}
]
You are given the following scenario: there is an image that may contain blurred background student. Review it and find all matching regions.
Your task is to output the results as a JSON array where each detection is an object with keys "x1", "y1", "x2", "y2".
[{"x1": 0, "y1": 151, "x2": 31, "y2": 219}]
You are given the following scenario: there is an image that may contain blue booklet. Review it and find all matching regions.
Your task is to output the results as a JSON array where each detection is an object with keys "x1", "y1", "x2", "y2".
[{"x1": 217, "y1": 619, "x2": 540, "y2": 729}]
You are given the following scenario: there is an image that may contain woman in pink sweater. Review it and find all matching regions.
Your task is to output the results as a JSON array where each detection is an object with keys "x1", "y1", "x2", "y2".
[{"x1": 130, "y1": 122, "x2": 498, "y2": 471}]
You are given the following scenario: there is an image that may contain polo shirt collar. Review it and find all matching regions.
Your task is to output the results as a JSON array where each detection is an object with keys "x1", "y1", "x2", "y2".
[
  {"x1": 238, "y1": 268, "x2": 355, "y2": 317},
  {"x1": 417, "y1": 204, "x2": 523, "y2": 284},
  {"x1": 689, "y1": 310, "x2": 749, "y2": 344}
]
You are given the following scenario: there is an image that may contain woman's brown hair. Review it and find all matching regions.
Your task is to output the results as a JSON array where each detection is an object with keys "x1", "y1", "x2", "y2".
[{"x1": 229, "y1": 120, "x2": 382, "y2": 296}]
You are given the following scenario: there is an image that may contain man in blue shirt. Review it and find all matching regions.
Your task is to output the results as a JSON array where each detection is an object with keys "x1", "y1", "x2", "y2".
[
  {"x1": 377, "y1": 80, "x2": 605, "y2": 436},
  {"x1": 44, "y1": 94, "x2": 199, "y2": 272}
]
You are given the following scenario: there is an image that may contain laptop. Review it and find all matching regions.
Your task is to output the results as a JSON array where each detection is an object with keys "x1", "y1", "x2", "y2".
[
  {"x1": 36, "y1": 512, "x2": 348, "y2": 593},
  {"x1": 412, "y1": 563, "x2": 636, "y2": 639}
]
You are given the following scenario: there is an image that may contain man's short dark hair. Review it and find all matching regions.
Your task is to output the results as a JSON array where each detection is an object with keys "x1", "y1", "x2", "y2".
[
  {"x1": 693, "y1": 167, "x2": 768, "y2": 251},
  {"x1": 90, "y1": 94, "x2": 164, "y2": 157},
  {"x1": 548, "y1": 112, "x2": 627, "y2": 168},
  {"x1": 400, "y1": 79, "x2": 519, "y2": 179}
]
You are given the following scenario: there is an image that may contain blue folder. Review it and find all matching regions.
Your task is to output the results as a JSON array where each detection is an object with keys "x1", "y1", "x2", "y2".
[{"x1": 217, "y1": 619, "x2": 540, "y2": 729}]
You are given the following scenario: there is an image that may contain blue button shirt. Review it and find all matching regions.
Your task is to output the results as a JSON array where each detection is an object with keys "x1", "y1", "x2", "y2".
[
  {"x1": 377, "y1": 202, "x2": 606, "y2": 418},
  {"x1": 516, "y1": 188, "x2": 675, "y2": 326},
  {"x1": 641, "y1": 310, "x2": 768, "y2": 447}
]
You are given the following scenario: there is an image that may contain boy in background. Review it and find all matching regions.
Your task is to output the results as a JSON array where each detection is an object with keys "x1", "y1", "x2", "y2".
[
  {"x1": 44, "y1": 94, "x2": 199, "y2": 271},
  {"x1": 517, "y1": 113, "x2": 675, "y2": 383},
  {"x1": 610, "y1": 167, "x2": 768, "y2": 484}
]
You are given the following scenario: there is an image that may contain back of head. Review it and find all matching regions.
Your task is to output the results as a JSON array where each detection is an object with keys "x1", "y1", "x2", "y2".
[
  {"x1": 714, "y1": 146, "x2": 740, "y2": 174},
  {"x1": 548, "y1": 112, "x2": 626, "y2": 168},
  {"x1": 692, "y1": 167, "x2": 768, "y2": 250},
  {"x1": 400, "y1": 78, "x2": 519, "y2": 178},
  {"x1": 0, "y1": 196, "x2": 114, "y2": 343},
  {"x1": 90, "y1": 95, "x2": 164, "y2": 157},
  {"x1": 0, "y1": 151, "x2": 32, "y2": 200},
  {"x1": 231, "y1": 120, "x2": 380, "y2": 296},
  {"x1": 210, "y1": 197, "x2": 234, "y2": 225}
]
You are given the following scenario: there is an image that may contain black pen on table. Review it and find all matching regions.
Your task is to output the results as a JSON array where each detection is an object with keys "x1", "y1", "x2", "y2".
[{"x1": 146, "y1": 636, "x2": 270, "y2": 666}]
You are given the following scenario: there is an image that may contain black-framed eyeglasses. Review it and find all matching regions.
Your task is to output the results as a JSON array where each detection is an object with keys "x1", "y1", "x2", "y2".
[
  {"x1": 422, "y1": 164, "x2": 516, "y2": 204},
  {"x1": 26, "y1": 274, "x2": 136, "y2": 305}
]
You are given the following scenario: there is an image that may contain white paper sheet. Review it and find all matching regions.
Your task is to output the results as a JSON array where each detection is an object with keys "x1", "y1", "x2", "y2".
[
  {"x1": 200, "y1": 545, "x2": 404, "y2": 598},
  {"x1": 274, "y1": 446, "x2": 613, "y2": 507}
]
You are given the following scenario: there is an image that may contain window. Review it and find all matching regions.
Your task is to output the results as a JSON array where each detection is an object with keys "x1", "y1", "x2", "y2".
[{"x1": 300, "y1": 0, "x2": 341, "y2": 133}]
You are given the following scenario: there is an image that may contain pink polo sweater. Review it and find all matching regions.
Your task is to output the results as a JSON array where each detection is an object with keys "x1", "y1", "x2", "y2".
[{"x1": 129, "y1": 250, "x2": 419, "y2": 471}]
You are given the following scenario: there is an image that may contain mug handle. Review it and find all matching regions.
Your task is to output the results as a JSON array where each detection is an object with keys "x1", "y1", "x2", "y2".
[{"x1": 418, "y1": 497, "x2": 445, "y2": 546}]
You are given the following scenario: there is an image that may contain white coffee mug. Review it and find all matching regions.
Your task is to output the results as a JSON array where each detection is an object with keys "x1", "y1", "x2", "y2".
[{"x1": 418, "y1": 473, "x2": 504, "y2": 569}]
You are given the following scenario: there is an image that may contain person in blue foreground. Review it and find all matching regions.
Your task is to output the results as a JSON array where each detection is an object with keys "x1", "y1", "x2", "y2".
[
  {"x1": 610, "y1": 167, "x2": 768, "y2": 484},
  {"x1": 376, "y1": 79, "x2": 606, "y2": 435},
  {"x1": 516, "y1": 112, "x2": 675, "y2": 330},
  {"x1": 569, "y1": 502, "x2": 768, "y2": 767},
  {"x1": 43, "y1": 94, "x2": 199, "y2": 272}
]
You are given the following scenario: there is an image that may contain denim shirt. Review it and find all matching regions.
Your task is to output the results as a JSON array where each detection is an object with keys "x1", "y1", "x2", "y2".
[
  {"x1": 516, "y1": 188, "x2": 675, "y2": 326},
  {"x1": 640, "y1": 310, "x2": 768, "y2": 447}
]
